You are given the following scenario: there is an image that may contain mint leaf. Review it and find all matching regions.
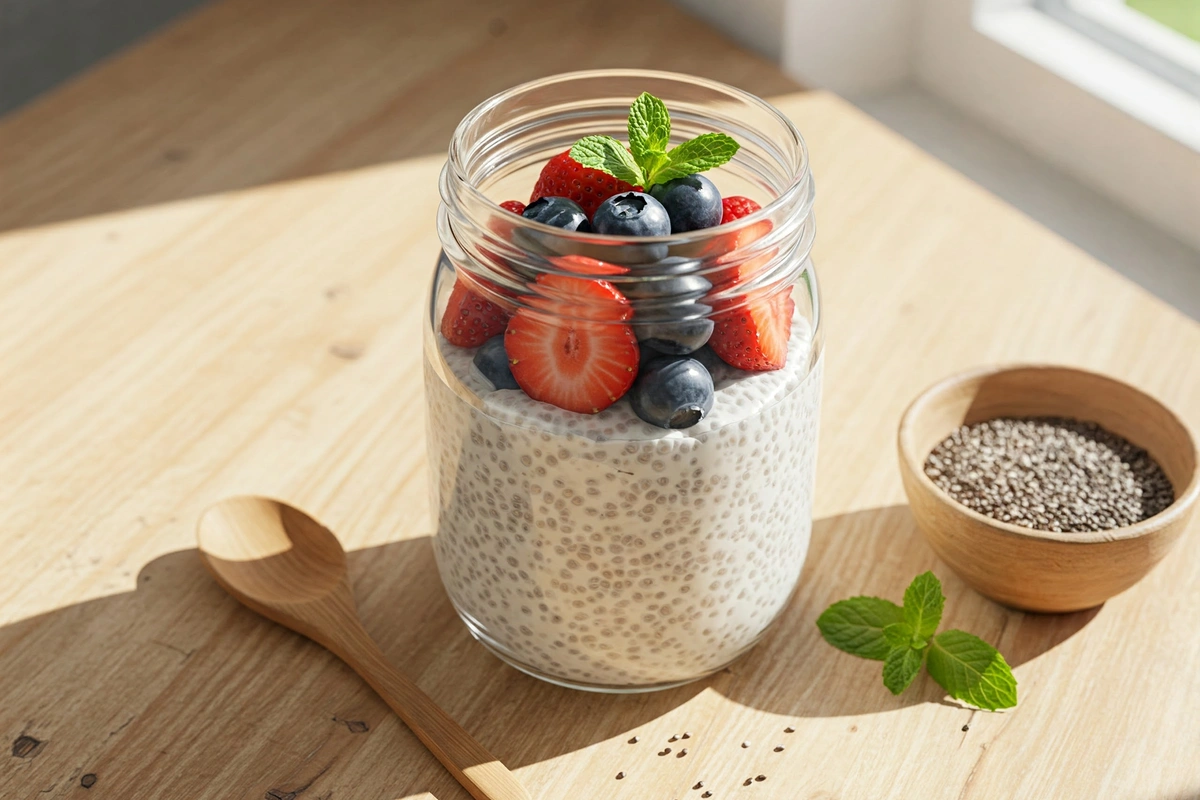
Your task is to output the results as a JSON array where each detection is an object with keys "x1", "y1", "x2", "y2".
[
  {"x1": 903, "y1": 571, "x2": 945, "y2": 641},
  {"x1": 650, "y1": 133, "x2": 740, "y2": 185},
  {"x1": 816, "y1": 597, "x2": 904, "y2": 661},
  {"x1": 567, "y1": 93, "x2": 741, "y2": 189},
  {"x1": 628, "y1": 92, "x2": 671, "y2": 172},
  {"x1": 569, "y1": 136, "x2": 644, "y2": 186},
  {"x1": 926, "y1": 630, "x2": 1018, "y2": 711},
  {"x1": 882, "y1": 646, "x2": 925, "y2": 695},
  {"x1": 883, "y1": 622, "x2": 915, "y2": 650}
]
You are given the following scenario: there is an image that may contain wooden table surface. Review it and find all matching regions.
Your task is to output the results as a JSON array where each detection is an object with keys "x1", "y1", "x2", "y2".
[{"x1": 2, "y1": 1, "x2": 1199, "y2": 799}]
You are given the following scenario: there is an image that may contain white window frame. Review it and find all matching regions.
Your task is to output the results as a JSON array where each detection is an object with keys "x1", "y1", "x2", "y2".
[
  {"x1": 1040, "y1": 0, "x2": 1200, "y2": 95},
  {"x1": 913, "y1": 0, "x2": 1200, "y2": 252}
]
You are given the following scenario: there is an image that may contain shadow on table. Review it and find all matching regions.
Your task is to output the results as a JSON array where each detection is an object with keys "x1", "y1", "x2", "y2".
[
  {"x1": 0, "y1": 504, "x2": 1096, "y2": 799},
  {"x1": 0, "y1": 0, "x2": 800, "y2": 234}
]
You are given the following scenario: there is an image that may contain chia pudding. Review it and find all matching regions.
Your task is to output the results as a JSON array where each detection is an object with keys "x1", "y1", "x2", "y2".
[
  {"x1": 425, "y1": 316, "x2": 821, "y2": 688},
  {"x1": 425, "y1": 71, "x2": 822, "y2": 689}
]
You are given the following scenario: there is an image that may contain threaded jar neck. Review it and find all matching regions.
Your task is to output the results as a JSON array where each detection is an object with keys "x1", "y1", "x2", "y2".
[{"x1": 437, "y1": 69, "x2": 816, "y2": 324}]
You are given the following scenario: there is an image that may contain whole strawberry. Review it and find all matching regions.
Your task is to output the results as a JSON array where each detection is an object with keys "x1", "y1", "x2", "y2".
[{"x1": 530, "y1": 151, "x2": 637, "y2": 219}]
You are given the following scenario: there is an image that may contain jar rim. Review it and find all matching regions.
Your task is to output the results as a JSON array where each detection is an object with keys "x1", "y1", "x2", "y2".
[{"x1": 445, "y1": 68, "x2": 812, "y2": 247}]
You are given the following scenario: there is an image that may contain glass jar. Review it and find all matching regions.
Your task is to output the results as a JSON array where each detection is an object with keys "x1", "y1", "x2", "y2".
[{"x1": 425, "y1": 70, "x2": 821, "y2": 692}]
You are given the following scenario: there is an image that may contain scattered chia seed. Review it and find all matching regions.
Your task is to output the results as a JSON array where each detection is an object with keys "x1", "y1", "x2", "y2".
[
  {"x1": 694, "y1": 782, "x2": 704, "y2": 790},
  {"x1": 703, "y1": 792, "x2": 713, "y2": 798},
  {"x1": 616, "y1": 772, "x2": 625, "y2": 780},
  {"x1": 925, "y1": 417, "x2": 1174, "y2": 532},
  {"x1": 740, "y1": 741, "x2": 750, "y2": 748},
  {"x1": 682, "y1": 732, "x2": 692, "y2": 739},
  {"x1": 962, "y1": 724, "x2": 970, "y2": 732},
  {"x1": 743, "y1": 779, "x2": 753, "y2": 786},
  {"x1": 659, "y1": 748, "x2": 671, "y2": 756},
  {"x1": 755, "y1": 775, "x2": 767, "y2": 782},
  {"x1": 677, "y1": 748, "x2": 688, "y2": 758},
  {"x1": 773, "y1": 745, "x2": 784, "y2": 752},
  {"x1": 783, "y1": 726, "x2": 794, "y2": 733},
  {"x1": 628, "y1": 736, "x2": 639, "y2": 744},
  {"x1": 669, "y1": 735, "x2": 679, "y2": 742}
]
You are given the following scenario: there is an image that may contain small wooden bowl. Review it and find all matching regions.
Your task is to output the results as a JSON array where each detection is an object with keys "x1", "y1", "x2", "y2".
[{"x1": 898, "y1": 365, "x2": 1199, "y2": 612}]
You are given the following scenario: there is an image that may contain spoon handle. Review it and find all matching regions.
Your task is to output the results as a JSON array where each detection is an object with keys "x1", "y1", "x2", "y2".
[{"x1": 342, "y1": 634, "x2": 531, "y2": 800}]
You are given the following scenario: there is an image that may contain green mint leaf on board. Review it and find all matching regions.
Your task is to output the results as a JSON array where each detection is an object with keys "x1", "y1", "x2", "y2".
[
  {"x1": 569, "y1": 135, "x2": 645, "y2": 186},
  {"x1": 816, "y1": 572, "x2": 1017, "y2": 711},
  {"x1": 569, "y1": 93, "x2": 740, "y2": 189},
  {"x1": 816, "y1": 597, "x2": 904, "y2": 661},
  {"x1": 926, "y1": 630, "x2": 1019, "y2": 712},
  {"x1": 903, "y1": 571, "x2": 945, "y2": 642},
  {"x1": 627, "y1": 92, "x2": 671, "y2": 171},
  {"x1": 882, "y1": 645, "x2": 925, "y2": 695},
  {"x1": 882, "y1": 622, "x2": 915, "y2": 650}
]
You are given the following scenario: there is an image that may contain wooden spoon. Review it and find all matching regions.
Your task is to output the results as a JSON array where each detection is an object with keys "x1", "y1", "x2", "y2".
[{"x1": 196, "y1": 496, "x2": 531, "y2": 800}]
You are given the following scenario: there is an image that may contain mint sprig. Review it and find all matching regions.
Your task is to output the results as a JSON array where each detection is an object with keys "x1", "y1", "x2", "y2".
[
  {"x1": 816, "y1": 571, "x2": 1018, "y2": 711},
  {"x1": 568, "y1": 92, "x2": 740, "y2": 189}
]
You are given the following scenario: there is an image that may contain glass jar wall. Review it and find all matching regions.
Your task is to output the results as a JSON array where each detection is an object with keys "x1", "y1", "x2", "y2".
[{"x1": 424, "y1": 70, "x2": 822, "y2": 692}]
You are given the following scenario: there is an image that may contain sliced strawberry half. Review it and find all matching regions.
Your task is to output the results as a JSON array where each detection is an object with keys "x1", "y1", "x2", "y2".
[
  {"x1": 440, "y1": 278, "x2": 511, "y2": 347},
  {"x1": 505, "y1": 310, "x2": 639, "y2": 413},
  {"x1": 500, "y1": 199, "x2": 527, "y2": 215},
  {"x1": 527, "y1": 273, "x2": 633, "y2": 322},
  {"x1": 708, "y1": 289, "x2": 795, "y2": 371}
]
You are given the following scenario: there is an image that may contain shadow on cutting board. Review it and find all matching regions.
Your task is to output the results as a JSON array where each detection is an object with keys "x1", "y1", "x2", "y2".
[{"x1": 0, "y1": 504, "x2": 1096, "y2": 800}]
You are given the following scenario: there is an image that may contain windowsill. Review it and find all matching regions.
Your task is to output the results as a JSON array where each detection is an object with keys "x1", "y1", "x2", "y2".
[{"x1": 976, "y1": 1, "x2": 1200, "y2": 154}]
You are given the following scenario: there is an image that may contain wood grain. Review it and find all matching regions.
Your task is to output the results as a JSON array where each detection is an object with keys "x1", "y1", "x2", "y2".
[
  {"x1": 197, "y1": 497, "x2": 529, "y2": 800},
  {"x1": 0, "y1": 0, "x2": 796, "y2": 234},
  {"x1": 898, "y1": 365, "x2": 1200, "y2": 612},
  {"x1": 1, "y1": 0, "x2": 1199, "y2": 799}
]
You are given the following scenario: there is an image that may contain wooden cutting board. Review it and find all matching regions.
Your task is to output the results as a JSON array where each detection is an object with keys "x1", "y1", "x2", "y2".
[{"x1": 1, "y1": 0, "x2": 1198, "y2": 798}]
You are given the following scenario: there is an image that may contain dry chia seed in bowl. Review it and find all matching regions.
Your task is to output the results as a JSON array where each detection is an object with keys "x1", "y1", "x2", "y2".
[{"x1": 924, "y1": 417, "x2": 1175, "y2": 533}]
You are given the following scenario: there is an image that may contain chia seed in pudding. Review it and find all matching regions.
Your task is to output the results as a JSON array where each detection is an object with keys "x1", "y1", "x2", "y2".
[{"x1": 424, "y1": 316, "x2": 822, "y2": 688}]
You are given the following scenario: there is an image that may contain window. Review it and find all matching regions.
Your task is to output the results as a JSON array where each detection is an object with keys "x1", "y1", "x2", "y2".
[
  {"x1": 1037, "y1": 0, "x2": 1200, "y2": 96},
  {"x1": 912, "y1": 0, "x2": 1200, "y2": 251}
]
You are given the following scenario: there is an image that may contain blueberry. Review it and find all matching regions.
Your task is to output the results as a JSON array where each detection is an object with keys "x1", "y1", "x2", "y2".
[
  {"x1": 639, "y1": 314, "x2": 714, "y2": 355},
  {"x1": 624, "y1": 273, "x2": 711, "y2": 302},
  {"x1": 472, "y1": 335, "x2": 519, "y2": 390},
  {"x1": 593, "y1": 192, "x2": 672, "y2": 238},
  {"x1": 625, "y1": 262, "x2": 714, "y2": 355},
  {"x1": 649, "y1": 174, "x2": 722, "y2": 233},
  {"x1": 521, "y1": 196, "x2": 591, "y2": 232},
  {"x1": 689, "y1": 344, "x2": 725, "y2": 376},
  {"x1": 630, "y1": 356, "x2": 715, "y2": 429}
]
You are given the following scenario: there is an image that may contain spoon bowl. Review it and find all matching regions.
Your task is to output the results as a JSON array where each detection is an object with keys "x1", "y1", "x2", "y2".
[
  {"x1": 197, "y1": 496, "x2": 530, "y2": 800},
  {"x1": 198, "y1": 496, "x2": 348, "y2": 605}
]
